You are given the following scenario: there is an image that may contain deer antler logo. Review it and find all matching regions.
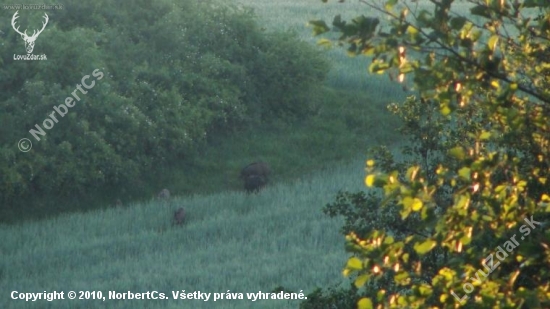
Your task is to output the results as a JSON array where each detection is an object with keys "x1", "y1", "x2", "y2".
[{"x1": 11, "y1": 11, "x2": 49, "y2": 54}]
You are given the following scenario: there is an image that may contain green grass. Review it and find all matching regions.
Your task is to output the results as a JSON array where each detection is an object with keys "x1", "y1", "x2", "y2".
[{"x1": 0, "y1": 159, "x2": 369, "y2": 309}]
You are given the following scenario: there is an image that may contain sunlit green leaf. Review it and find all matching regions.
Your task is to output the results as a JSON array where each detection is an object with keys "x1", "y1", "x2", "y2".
[
  {"x1": 317, "y1": 38, "x2": 332, "y2": 48},
  {"x1": 460, "y1": 233, "x2": 472, "y2": 245},
  {"x1": 395, "y1": 271, "x2": 409, "y2": 284},
  {"x1": 347, "y1": 257, "x2": 363, "y2": 270},
  {"x1": 400, "y1": 62, "x2": 414, "y2": 74},
  {"x1": 456, "y1": 194, "x2": 470, "y2": 209},
  {"x1": 406, "y1": 25, "x2": 418, "y2": 35},
  {"x1": 400, "y1": 207, "x2": 412, "y2": 219},
  {"x1": 358, "y1": 298, "x2": 373, "y2": 309},
  {"x1": 440, "y1": 104, "x2": 451, "y2": 116},
  {"x1": 480, "y1": 131, "x2": 491, "y2": 140},
  {"x1": 418, "y1": 284, "x2": 432, "y2": 296},
  {"x1": 414, "y1": 239, "x2": 436, "y2": 254},
  {"x1": 449, "y1": 147, "x2": 465, "y2": 160},
  {"x1": 458, "y1": 167, "x2": 471, "y2": 181},
  {"x1": 385, "y1": 0, "x2": 398, "y2": 11},
  {"x1": 412, "y1": 198, "x2": 423, "y2": 211},
  {"x1": 369, "y1": 61, "x2": 390, "y2": 74},
  {"x1": 488, "y1": 35, "x2": 499, "y2": 51},
  {"x1": 355, "y1": 274, "x2": 370, "y2": 288},
  {"x1": 365, "y1": 174, "x2": 375, "y2": 187}
]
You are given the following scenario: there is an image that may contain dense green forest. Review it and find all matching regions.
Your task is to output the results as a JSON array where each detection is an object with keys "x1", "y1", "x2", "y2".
[{"x1": 0, "y1": 0, "x2": 399, "y2": 223}]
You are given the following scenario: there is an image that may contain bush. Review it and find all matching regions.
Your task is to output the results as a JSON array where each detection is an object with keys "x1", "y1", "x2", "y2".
[
  {"x1": 0, "y1": 0, "x2": 328, "y2": 222},
  {"x1": 308, "y1": 0, "x2": 550, "y2": 307},
  {"x1": 300, "y1": 284, "x2": 360, "y2": 309}
]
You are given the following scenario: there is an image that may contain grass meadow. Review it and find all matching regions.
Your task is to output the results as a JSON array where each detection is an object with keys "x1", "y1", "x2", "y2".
[{"x1": 0, "y1": 159, "x2": 371, "y2": 309}]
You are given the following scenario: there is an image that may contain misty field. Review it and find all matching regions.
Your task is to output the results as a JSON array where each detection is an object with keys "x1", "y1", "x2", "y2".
[{"x1": 0, "y1": 159, "x2": 377, "y2": 309}]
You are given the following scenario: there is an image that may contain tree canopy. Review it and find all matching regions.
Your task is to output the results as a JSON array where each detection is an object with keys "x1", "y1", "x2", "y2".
[
  {"x1": 307, "y1": 0, "x2": 550, "y2": 308},
  {"x1": 0, "y1": 0, "x2": 328, "y2": 221}
]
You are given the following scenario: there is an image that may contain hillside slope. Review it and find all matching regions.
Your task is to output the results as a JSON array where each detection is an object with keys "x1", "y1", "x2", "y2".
[{"x1": 1, "y1": 159, "x2": 371, "y2": 309}]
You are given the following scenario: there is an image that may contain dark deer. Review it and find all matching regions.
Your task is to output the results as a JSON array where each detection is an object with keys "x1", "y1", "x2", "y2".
[
  {"x1": 157, "y1": 188, "x2": 171, "y2": 200},
  {"x1": 240, "y1": 162, "x2": 271, "y2": 193},
  {"x1": 173, "y1": 207, "x2": 186, "y2": 225}
]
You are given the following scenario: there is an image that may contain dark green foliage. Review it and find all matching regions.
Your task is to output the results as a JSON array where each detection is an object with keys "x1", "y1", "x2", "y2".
[
  {"x1": 311, "y1": 95, "x2": 550, "y2": 308},
  {"x1": 245, "y1": 31, "x2": 330, "y2": 120},
  {"x1": 324, "y1": 190, "x2": 424, "y2": 240},
  {"x1": 0, "y1": 0, "x2": 328, "y2": 222},
  {"x1": 300, "y1": 284, "x2": 360, "y2": 309}
]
